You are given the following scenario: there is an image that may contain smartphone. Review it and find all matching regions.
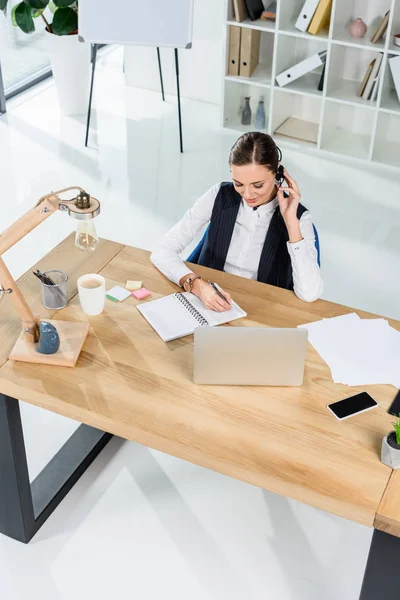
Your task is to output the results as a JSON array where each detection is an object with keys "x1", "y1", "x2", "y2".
[{"x1": 327, "y1": 392, "x2": 378, "y2": 421}]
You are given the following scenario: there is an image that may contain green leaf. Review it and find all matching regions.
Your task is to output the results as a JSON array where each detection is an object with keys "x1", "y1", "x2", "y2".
[
  {"x1": 0, "y1": 0, "x2": 8, "y2": 13},
  {"x1": 23, "y1": 0, "x2": 49, "y2": 8},
  {"x1": 48, "y1": 0, "x2": 56, "y2": 12},
  {"x1": 53, "y1": 0, "x2": 74, "y2": 6},
  {"x1": 51, "y1": 6, "x2": 77, "y2": 35},
  {"x1": 11, "y1": 3, "x2": 17, "y2": 24},
  {"x1": 15, "y1": 2, "x2": 35, "y2": 33}
]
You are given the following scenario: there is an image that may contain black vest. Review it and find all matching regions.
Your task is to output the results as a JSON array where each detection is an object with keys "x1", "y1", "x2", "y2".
[{"x1": 198, "y1": 182, "x2": 308, "y2": 291}]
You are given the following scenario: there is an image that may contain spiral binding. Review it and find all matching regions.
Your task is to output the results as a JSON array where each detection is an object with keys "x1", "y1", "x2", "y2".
[{"x1": 174, "y1": 293, "x2": 209, "y2": 327}]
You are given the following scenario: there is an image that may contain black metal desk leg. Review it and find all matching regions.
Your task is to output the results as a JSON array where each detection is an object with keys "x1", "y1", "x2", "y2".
[
  {"x1": 0, "y1": 394, "x2": 36, "y2": 543},
  {"x1": 359, "y1": 529, "x2": 400, "y2": 599},
  {"x1": 85, "y1": 43, "x2": 98, "y2": 147},
  {"x1": 0, "y1": 393, "x2": 112, "y2": 544},
  {"x1": 157, "y1": 47, "x2": 165, "y2": 102},
  {"x1": 174, "y1": 48, "x2": 183, "y2": 153},
  {"x1": 0, "y1": 59, "x2": 6, "y2": 115}
]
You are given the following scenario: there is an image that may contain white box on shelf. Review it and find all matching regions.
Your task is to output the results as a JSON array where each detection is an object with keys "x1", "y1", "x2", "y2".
[
  {"x1": 295, "y1": 0, "x2": 321, "y2": 33},
  {"x1": 276, "y1": 51, "x2": 326, "y2": 87}
]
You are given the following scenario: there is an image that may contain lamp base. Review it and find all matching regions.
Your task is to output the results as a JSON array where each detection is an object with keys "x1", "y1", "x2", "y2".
[{"x1": 9, "y1": 320, "x2": 90, "y2": 367}]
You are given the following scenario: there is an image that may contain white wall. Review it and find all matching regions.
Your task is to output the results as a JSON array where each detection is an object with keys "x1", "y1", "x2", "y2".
[{"x1": 124, "y1": 0, "x2": 226, "y2": 105}]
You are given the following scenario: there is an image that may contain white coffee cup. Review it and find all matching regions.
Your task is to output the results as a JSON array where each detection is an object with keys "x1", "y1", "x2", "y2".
[{"x1": 77, "y1": 274, "x2": 106, "y2": 316}]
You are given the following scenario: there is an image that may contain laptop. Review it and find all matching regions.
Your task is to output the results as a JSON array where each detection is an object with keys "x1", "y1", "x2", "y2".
[{"x1": 194, "y1": 327, "x2": 308, "y2": 386}]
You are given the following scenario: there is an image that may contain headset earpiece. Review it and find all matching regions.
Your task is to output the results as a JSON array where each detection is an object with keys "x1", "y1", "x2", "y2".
[{"x1": 275, "y1": 164, "x2": 284, "y2": 185}]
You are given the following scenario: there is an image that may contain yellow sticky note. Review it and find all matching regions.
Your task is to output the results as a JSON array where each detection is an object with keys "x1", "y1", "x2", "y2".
[{"x1": 126, "y1": 280, "x2": 142, "y2": 291}]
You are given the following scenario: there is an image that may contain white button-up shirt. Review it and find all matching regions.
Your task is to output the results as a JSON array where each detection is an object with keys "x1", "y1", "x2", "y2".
[{"x1": 150, "y1": 183, "x2": 323, "y2": 302}]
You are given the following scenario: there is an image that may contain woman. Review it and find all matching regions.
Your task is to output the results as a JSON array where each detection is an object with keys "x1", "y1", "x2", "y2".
[{"x1": 151, "y1": 132, "x2": 323, "y2": 311}]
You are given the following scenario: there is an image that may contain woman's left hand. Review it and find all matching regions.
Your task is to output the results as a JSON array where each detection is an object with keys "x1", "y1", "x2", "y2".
[{"x1": 277, "y1": 168, "x2": 301, "y2": 225}]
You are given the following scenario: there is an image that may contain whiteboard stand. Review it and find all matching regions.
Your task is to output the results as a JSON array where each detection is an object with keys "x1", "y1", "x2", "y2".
[
  {"x1": 84, "y1": 46, "x2": 184, "y2": 153},
  {"x1": 156, "y1": 47, "x2": 165, "y2": 102}
]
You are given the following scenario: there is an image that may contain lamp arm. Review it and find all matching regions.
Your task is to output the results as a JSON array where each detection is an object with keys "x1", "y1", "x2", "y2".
[
  {"x1": 0, "y1": 186, "x2": 86, "y2": 345},
  {"x1": 0, "y1": 257, "x2": 39, "y2": 343},
  {"x1": 0, "y1": 186, "x2": 86, "y2": 255}
]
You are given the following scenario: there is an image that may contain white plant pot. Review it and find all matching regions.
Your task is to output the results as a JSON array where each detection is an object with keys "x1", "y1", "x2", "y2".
[
  {"x1": 46, "y1": 30, "x2": 90, "y2": 116},
  {"x1": 381, "y1": 432, "x2": 400, "y2": 469}
]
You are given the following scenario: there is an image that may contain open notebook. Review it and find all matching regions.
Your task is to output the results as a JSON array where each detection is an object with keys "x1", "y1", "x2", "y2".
[{"x1": 137, "y1": 292, "x2": 247, "y2": 342}]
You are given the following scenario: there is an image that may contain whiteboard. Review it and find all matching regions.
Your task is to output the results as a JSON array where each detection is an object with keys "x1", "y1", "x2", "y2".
[{"x1": 79, "y1": 0, "x2": 194, "y2": 48}]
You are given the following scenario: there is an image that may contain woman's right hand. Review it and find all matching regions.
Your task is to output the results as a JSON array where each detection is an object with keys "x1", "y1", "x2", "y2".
[{"x1": 192, "y1": 279, "x2": 232, "y2": 312}]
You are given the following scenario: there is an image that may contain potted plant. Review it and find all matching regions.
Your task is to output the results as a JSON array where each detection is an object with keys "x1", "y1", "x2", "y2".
[
  {"x1": 0, "y1": 0, "x2": 90, "y2": 116},
  {"x1": 381, "y1": 416, "x2": 400, "y2": 469}
]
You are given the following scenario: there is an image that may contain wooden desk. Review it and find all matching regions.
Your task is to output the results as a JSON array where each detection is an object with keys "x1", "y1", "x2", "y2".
[{"x1": 0, "y1": 235, "x2": 399, "y2": 599}]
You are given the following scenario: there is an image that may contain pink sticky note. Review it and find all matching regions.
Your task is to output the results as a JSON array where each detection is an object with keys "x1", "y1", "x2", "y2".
[{"x1": 132, "y1": 287, "x2": 151, "y2": 300}]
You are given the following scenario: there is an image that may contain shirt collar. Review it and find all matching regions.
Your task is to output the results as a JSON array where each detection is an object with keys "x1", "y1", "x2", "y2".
[{"x1": 242, "y1": 196, "x2": 278, "y2": 216}]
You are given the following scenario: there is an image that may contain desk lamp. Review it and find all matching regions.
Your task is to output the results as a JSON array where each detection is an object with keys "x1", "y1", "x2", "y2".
[{"x1": 0, "y1": 187, "x2": 100, "y2": 367}]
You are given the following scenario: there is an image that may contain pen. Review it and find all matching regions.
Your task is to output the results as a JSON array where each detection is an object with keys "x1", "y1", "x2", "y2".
[
  {"x1": 208, "y1": 280, "x2": 230, "y2": 305},
  {"x1": 36, "y1": 269, "x2": 55, "y2": 285}
]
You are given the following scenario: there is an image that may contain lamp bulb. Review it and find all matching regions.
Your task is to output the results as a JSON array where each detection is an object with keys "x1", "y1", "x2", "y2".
[{"x1": 75, "y1": 219, "x2": 99, "y2": 252}]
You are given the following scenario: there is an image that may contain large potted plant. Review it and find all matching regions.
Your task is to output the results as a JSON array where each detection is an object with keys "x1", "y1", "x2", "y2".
[
  {"x1": 381, "y1": 416, "x2": 400, "y2": 469},
  {"x1": 0, "y1": 0, "x2": 90, "y2": 115}
]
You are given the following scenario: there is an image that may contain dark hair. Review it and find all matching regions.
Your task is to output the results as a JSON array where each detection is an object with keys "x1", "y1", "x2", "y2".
[{"x1": 229, "y1": 132, "x2": 281, "y2": 173}]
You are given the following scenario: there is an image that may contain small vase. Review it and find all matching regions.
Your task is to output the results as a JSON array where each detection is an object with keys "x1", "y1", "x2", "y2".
[
  {"x1": 381, "y1": 432, "x2": 400, "y2": 469},
  {"x1": 241, "y1": 97, "x2": 252, "y2": 126},
  {"x1": 255, "y1": 100, "x2": 266, "y2": 130},
  {"x1": 349, "y1": 18, "x2": 367, "y2": 38}
]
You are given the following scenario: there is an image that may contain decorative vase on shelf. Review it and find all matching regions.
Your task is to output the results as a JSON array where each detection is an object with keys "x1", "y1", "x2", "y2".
[
  {"x1": 349, "y1": 18, "x2": 367, "y2": 38},
  {"x1": 255, "y1": 100, "x2": 266, "y2": 130},
  {"x1": 241, "y1": 97, "x2": 252, "y2": 126}
]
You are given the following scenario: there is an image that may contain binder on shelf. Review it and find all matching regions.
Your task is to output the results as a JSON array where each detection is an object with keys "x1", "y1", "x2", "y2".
[
  {"x1": 362, "y1": 53, "x2": 383, "y2": 100},
  {"x1": 295, "y1": 0, "x2": 320, "y2": 33},
  {"x1": 233, "y1": 0, "x2": 248, "y2": 23},
  {"x1": 389, "y1": 55, "x2": 400, "y2": 103},
  {"x1": 369, "y1": 75, "x2": 380, "y2": 102},
  {"x1": 371, "y1": 11, "x2": 390, "y2": 44},
  {"x1": 276, "y1": 51, "x2": 326, "y2": 87},
  {"x1": 357, "y1": 59, "x2": 375, "y2": 97},
  {"x1": 239, "y1": 27, "x2": 261, "y2": 78},
  {"x1": 308, "y1": 0, "x2": 332, "y2": 36},
  {"x1": 228, "y1": 25, "x2": 242, "y2": 76},
  {"x1": 317, "y1": 61, "x2": 326, "y2": 92}
]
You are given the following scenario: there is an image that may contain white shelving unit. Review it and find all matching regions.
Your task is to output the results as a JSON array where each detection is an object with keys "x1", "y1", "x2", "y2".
[{"x1": 222, "y1": 0, "x2": 400, "y2": 169}]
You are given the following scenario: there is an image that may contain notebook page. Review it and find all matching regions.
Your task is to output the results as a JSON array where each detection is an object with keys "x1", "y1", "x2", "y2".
[
  {"x1": 137, "y1": 295, "x2": 197, "y2": 342},
  {"x1": 181, "y1": 292, "x2": 247, "y2": 326}
]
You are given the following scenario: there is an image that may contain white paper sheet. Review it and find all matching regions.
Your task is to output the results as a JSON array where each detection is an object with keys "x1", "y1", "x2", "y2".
[{"x1": 299, "y1": 313, "x2": 400, "y2": 388}]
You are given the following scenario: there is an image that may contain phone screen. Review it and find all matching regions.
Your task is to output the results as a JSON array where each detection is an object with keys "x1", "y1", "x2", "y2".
[{"x1": 327, "y1": 392, "x2": 378, "y2": 420}]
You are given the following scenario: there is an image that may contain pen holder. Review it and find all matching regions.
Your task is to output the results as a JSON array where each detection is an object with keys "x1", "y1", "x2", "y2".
[{"x1": 40, "y1": 270, "x2": 68, "y2": 310}]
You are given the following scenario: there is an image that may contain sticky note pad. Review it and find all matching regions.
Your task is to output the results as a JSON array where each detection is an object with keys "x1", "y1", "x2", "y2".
[
  {"x1": 126, "y1": 280, "x2": 142, "y2": 291},
  {"x1": 106, "y1": 285, "x2": 131, "y2": 302},
  {"x1": 132, "y1": 287, "x2": 151, "y2": 300}
]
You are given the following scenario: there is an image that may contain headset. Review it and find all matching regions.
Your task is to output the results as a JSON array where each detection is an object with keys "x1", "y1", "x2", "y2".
[
  {"x1": 274, "y1": 146, "x2": 285, "y2": 187},
  {"x1": 274, "y1": 145, "x2": 290, "y2": 198}
]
